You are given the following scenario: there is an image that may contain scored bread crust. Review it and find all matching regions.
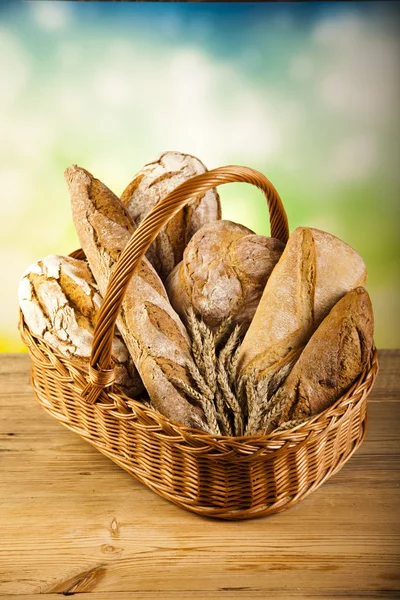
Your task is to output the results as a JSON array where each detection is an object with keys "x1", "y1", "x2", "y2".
[
  {"x1": 18, "y1": 254, "x2": 144, "y2": 397},
  {"x1": 238, "y1": 227, "x2": 368, "y2": 388},
  {"x1": 272, "y1": 286, "x2": 374, "y2": 426},
  {"x1": 120, "y1": 151, "x2": 221, "y2": 280},
  {"x1": 165, "y1": 220, "x2": 284, "y2": 330},
  {"x1": 65, "y1": 164, "x2": 206, "y2": 429}
]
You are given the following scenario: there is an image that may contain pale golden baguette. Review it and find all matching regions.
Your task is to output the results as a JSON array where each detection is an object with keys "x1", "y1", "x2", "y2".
[
  {"x1": 267, "y1": 286, "x2": 374, "y2": 431},
  {"x1": 238, "y1": 227, "x2": 368, "y2": 391}
]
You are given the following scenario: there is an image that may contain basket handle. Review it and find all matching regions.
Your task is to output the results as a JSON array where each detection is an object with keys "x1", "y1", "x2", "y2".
[{"x1": 82, "y1": 165, "x2": 289, "y2": 404}]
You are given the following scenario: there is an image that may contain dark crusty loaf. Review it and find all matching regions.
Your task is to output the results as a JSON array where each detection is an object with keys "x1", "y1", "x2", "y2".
[
  {"x1": 120, "y1": 151, "x2": 221, "y2": 280},
  {"x1": 65, "y1": 165, "x2": 206, "y2": 429},
  {"x1": 238, "y1": 226, "x2": 368, "y2": 392},
  {"x1": 18, "y1": 254, "x2": 144, "y2": 397},
  {"x1": 270, "y1": 286, "x2": 374, "y2": 428},
  {"x1": 165, "y1": 219, "x2": 284, "y2": 330}
]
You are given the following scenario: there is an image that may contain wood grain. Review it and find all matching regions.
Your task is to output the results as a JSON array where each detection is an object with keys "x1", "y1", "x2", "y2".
[{"x1": 0, "y1": 351, "x2": 399, "y2": 599}]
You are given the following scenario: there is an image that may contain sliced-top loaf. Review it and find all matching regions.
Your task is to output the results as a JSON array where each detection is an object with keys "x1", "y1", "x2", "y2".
[
  {"x1": 269, "y1": 286, "x2": 374, "y2": 429},
  {"x1": 238, "y1": 227, "x2": 368, "y2": 389}
]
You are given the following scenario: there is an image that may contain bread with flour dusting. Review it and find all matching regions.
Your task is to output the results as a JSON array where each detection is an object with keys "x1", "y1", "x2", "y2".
[
  {"x1": 238, "y1": 227, "x2": 368, "y2": 392},
  {"x1": 120, "y1": 151, "x2": 221, "y2": 280},
  {"x1": 268, "y1": 286, "x2": 374, "y2": 430},
  {"x1": 65, "y1": 164, "x2": 206, "y2": 430},
  {"x1": 18, "y1": 255, "x2": 144, "y2": 397},
  {"x1": 165, "y1": 219, "x2": 284, "y2": 330}
]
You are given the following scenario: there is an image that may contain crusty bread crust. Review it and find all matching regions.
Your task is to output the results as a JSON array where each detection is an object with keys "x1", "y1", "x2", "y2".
[
  {"x1": 65, "y1": 165, "x2": 205, "y2": 429},
  {"x1": 275, "y1": 286, "x2": 374, "y2": 424},
  {"x1": 165, "y1": 219, "x2": 284, "y2": 330},
  {"x1": 238, "y1": 227, "x2": 368, "y2": 388},
  {"x1": 18, "y1": 254, "x2": 144, "y2": 397},
  {"x1": 120, "y1": 152, "x2": 221, "y2": 280}
]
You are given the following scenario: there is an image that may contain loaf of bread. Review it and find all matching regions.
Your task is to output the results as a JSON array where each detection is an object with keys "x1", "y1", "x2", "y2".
[
  {"x1": 65, "y1": 165, "x2": 206, "y2": 430},
  {"x1": 269, "y1": 287, "x2": 374, "y2": 429},
  {"x1": 165, "y1": 220, "x2": 284, "y2": 330},
  {"x1": 18, "y1": 254, "x2": 144, "y2": 398},
  {"x1": 120, "y1": 151, "x2": 221, "y2": 280},
  {"x1": 238, "y1": 227, "x2": 368, "y2": 390}
]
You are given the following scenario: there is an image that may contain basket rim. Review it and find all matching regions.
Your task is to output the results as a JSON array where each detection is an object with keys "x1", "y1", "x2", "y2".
[{"x1": 19, "y1": 307, "x2": 379, "y2": 453}]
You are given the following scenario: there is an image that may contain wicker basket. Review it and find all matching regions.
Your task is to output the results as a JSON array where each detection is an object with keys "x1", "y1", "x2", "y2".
[{"x1": 19, "y1": 166, "x2": 379, "y2": 520}]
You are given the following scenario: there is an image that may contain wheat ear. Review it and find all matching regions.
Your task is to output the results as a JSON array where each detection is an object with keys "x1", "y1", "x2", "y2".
[
  {"x1": 215, "y1": 389, "x2": 233, "y2": 436},
  {"x1": 185, "y1": 307, "x2": 205, "y2": 373},
  {"x1": 274, "y1": 418, "x2": 306, "y2": 433}
]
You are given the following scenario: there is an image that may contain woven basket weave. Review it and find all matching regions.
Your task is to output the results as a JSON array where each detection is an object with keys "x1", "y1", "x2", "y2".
[{"x1": 19, "y1": 166, "x2": 379, "y2": 520}]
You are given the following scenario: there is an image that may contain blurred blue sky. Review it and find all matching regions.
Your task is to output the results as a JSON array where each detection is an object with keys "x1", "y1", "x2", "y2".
[{"x1": 1, "y1": 1, "x2": 399, "y2": 349}]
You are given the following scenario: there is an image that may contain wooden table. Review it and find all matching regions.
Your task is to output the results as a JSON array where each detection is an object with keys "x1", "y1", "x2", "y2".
[{"x1": 1, "y1": 352, "x2": 399, "y2": 599}]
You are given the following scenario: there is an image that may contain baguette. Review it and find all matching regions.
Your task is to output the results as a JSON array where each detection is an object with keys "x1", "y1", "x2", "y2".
[
  {"x1": 165, "y1": 220, "x2": 284, "y2": 330},
  {"x1": 18, "y1": 254, "x2": 144, "y2": 397},
  {"x1": 267, "y1": 286, "x2": 374, "y2": 430},
  {"x1": 238, "y1": 227, "x2": 368, "y2": 391},
  {"x1": 65, "y1": 165, "x2": 206, "y2": 429},
  {"x1": 120, "y1": 151, "x2": 221, "y2": 280}
]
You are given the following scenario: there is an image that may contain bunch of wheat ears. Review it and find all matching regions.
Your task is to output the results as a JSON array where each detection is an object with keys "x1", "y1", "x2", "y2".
[{"x1": 169, "y1": 307, "x2": 305, "y2": 436}]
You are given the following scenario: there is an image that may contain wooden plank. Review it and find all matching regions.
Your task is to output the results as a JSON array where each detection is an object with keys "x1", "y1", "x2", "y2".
[
  {"x1": 1, "y1": 594, "x2": 400, "y2": 600},
  {"x1": 368, "y1": 350, "x2": 400, "y2": 403},
  {"x1": 3, "y1": 593, "x2": 400, "y2": 600},
  {"x1": 0, "y1": 352, "x2": 399, "y2": 598}
]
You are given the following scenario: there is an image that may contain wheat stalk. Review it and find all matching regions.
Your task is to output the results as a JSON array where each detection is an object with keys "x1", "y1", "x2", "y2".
[
  {"x1": 259, "y1": 392, "x2": 291, "y2": 433},
  {"x1": 171, "y1": 376, "x2": 221, "y2": 435},
  {"x1": 274, "y1": 418, "x2": 306, "y2": 433},
  {"x1": 174, "y1": 310, "x2": 244, "y2": 435},
  {"x1": 185, "y1": 307, "x2": 206, "y2": 375},
  {"x1": 241, "y1": 371, "x2": 269, "y2": 435},
  {"x1": 199, "y1": 322, "x2": 217, "y2": 395},
  {"x1": 217, "y1": 366, "x2": 244, "y2": 435},
  {"x1": 229, "y1": 344, "x2": 241, "y2": 388},
  {"x1": 186, "y1": 360, "x2": 214, "y2": 400},
  {"x1": 171, "y1": 310, "x2": 302, "y2": 437},
  {"x1": 215, "y1": 389, "x2": 233, "y2": 436},
  {"x1": 214, "y1": 316, "x2": 233, "y2": 347},
  {"x1": 219, "y1": 324, "x2": 242, "y2": 369}
]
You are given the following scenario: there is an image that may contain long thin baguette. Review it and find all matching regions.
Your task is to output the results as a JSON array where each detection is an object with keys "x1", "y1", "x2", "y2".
[{"x1": 65, "y1": 165, "x2": 206, "y2": 429}]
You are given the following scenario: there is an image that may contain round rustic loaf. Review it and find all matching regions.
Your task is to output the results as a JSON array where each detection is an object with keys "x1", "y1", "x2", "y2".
[{"x1": 165, "y1": 220, "x2": 284, "y2": 330}]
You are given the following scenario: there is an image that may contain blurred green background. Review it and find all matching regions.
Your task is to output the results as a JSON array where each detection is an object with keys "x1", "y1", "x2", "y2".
[{"x1": 1, "y1": 1, "x2": 399, "y2": 351}]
